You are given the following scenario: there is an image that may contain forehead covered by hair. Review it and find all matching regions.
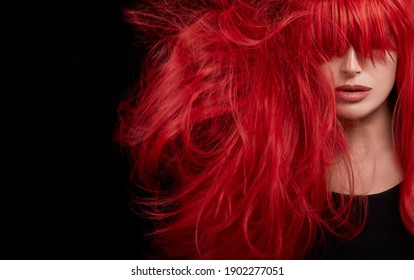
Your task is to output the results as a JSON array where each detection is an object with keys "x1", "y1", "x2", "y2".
[{"x1": 300, "y1": 0, "x2": 414, "y2": 59}]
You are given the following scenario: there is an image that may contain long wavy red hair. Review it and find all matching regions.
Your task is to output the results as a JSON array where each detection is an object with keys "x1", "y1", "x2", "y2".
[{"x1": 115, "y1": 0, "x2": 414, "y2": 259}]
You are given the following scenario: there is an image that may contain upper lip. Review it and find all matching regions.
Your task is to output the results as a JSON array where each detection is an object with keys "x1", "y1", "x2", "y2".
[{"x1": 335, "y1": 84, "x2": 372, "y2": 92}]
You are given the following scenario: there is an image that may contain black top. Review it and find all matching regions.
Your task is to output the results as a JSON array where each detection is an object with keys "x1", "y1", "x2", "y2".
[{"x1": 311, "y1": 185, "x2": 414, "y2": 259}]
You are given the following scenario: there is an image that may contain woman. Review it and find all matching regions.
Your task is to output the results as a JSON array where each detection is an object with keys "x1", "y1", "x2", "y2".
[{"x1": 116, "y1": 0, "x2": 414, "y2": 259}]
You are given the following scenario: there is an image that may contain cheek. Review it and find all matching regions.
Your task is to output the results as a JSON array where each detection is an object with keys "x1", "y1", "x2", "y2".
[
  {"x1": 370, "y1": 52, "x2": 398, "y2": 88},
  {"x1": 320, "y1": 63, "x2": 336, "y2": 85},
  {"x1": 372, "y1": 63, "x2": 397, "y2": 90}
]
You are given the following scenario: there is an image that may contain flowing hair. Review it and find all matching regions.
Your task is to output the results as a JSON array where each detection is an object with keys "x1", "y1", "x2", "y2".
[
  {"x1": 308, "y1": 0, "x2": 414, "y2": 238},
  {"x1": 115, "y1": 0, "x2": 414, "y2": 259}
]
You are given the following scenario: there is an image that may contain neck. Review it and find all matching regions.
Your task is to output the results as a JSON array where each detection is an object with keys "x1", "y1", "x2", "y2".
[
  {"x1": 330, "y1": 102, "x2": 403, "y2": 194},
  {"x1": 343, "y1": 102, "x2": 393, "y2": 157}
]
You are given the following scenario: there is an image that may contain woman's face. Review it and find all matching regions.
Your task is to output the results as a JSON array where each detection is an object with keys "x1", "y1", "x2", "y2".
[{"x1": 320, "y1": 46, "x2": 397, "y2": 120}]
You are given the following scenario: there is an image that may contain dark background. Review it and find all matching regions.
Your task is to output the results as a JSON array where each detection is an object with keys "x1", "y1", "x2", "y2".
[{"x1": 36, "y1": 0, "x2": 149, "y2": 259}]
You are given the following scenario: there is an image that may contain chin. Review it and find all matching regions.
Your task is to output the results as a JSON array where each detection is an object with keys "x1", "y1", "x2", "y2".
[
  {"x1": 336, "y1": 100, "x2": 391, "y2": 121},
  {"x1": 336, "y1": 108, "x2": 370, "y2": 121}
]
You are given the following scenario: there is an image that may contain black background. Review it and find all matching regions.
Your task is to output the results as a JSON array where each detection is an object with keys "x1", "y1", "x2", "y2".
[{"x1": 36, "y1": 0, "x2": 149, "y2": 259}]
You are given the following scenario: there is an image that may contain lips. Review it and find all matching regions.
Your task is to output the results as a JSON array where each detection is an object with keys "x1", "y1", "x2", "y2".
[
  {"x1": 335, "y1": 84, "x2": 372, "y2": 103},
  {"x1": 335, "y1": 85, "x2": 372, "y2": 92}
]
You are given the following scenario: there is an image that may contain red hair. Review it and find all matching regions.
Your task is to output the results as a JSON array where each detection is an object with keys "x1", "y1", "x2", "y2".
[
  {"x1": 301, "y1": 0, "x2": 414, "y2": 238},
  {"x1": 115, "y1": 0, "x2": 414, "y2": 259}
]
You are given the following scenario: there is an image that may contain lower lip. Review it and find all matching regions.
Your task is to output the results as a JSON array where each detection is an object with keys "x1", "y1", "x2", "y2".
[{"x1": 335, "y1": 90, "x2": 370, "y2": 103}]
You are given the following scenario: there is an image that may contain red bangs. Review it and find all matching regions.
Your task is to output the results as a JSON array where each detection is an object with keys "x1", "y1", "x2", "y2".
[{"x1": 307, "y1": 0, "x2": 400, "y2": 60}]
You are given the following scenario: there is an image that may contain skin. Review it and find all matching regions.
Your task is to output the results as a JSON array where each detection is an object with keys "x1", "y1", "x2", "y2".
[{"x1": 321, "y1": 47, "x2": 403, "y2": 195}]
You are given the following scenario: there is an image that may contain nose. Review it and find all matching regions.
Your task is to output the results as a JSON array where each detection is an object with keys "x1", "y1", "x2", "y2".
[{"x1": 340, "y1": 46, "x2": 362, "y2": 77}]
